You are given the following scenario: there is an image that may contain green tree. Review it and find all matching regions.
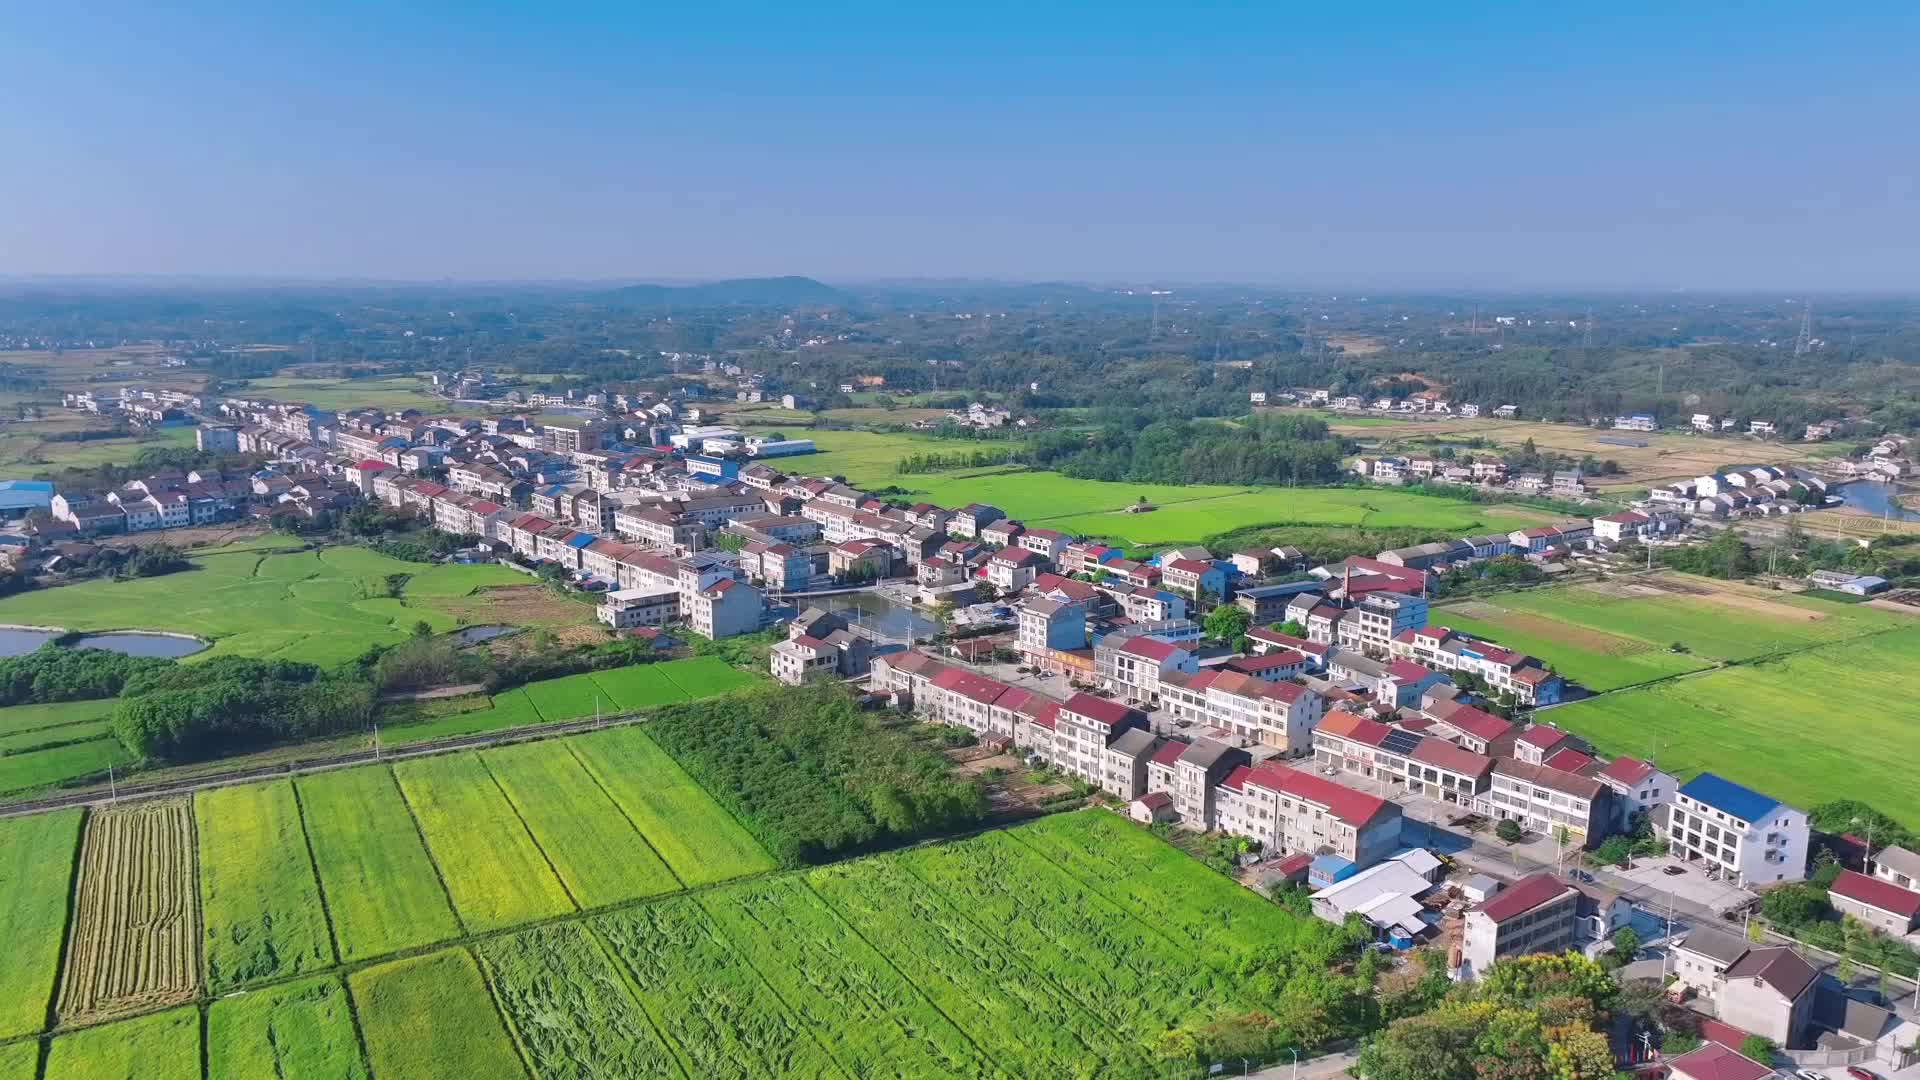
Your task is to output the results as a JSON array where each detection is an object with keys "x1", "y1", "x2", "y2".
[
  {"x1": 1495, "y1": 819, "x2": 1523, "y2": 843},
  {"x1": 1612, "y1": 927, "x2": 1641, "y2": 962},
  {"x1": 1204, "y1": 604, "x2": 1250, "y2": 644},
  {"x1": 1737, "y1": 1034, "x2": 1776, "y2": 1062}
]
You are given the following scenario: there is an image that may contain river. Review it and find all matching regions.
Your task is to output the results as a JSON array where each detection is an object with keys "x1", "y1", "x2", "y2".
[{"x1": 1830, "y1": 479, "x2": 1920, "y2": 522}]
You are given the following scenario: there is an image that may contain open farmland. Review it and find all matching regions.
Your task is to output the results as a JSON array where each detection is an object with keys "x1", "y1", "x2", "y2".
[
  {"x1": 1549, "y1": 626, "x2": 1920, "y2": 828},
  {"x1": 296, "y1": 766, "x2": 461, "y2": 962},
  {"x1": 392, "y1": 754, "x2": 577, "y2": 930},
  {"x1": 477, "y1": 923, "x2": 681, "y2": 1080},
  {"x1": 0, "y1": 1041, "x2": 34, "y2": 1080},
  {"x1": 0, "y1": 736, "x2": 133, "y2": 799},
  {"x1": 592, "y1": 898, "x2": 844, "y2": 1080},
  {"x1": 568, "y1": 726, "x2": 775, "y2": 886},
  {"x1": 194, "y1": 780, "x2": 334, "y2": 990},
  {"x1": 1436, "y1": 573, "x2": 1904, "y2": 689},
  {"x1": 654, "y1": 655, "x2": 756, "y2": 698},
  {"x1": 236, "y1": 374, "x2": 447, "y2": 412},
  {"x1": 0, "y1": 809, "x2": 82, "y2": 1039},
  {"x1": 0, "y1": 544, "x2": 544, "y2": 665},
  {"x1": 56, "y1": 798, "x2": 200, "y2": 1025},
  {"x1": 734, "y1": 426, "x2": 1555, "y2": 544},
  {"x1": 587, "y1": 663, "x2": 692, "y2": 709},
  {"x1": 482, "y1": 740, "x2": 681, "y2": 906},
  {"x1": 350, "y1": 950, "x2": 527, "y2": 1080},
  {"x1": 697, "y1": 876, "x2": 989, "y2": 1078},
  {"x1": 207, "y1": 975, "x2": 368, "y2": 1079},
  {"x1": 43, "y1": 1005, "x2": 200, "y2": 1080}
]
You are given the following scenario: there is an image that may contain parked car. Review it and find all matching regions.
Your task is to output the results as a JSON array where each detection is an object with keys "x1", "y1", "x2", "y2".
[
  {"x1": 1662, "y1": 865, "x2": 1687, "y2": 876},
  {"x1": 1845, "y1": 1067, "x2": 1880, "y2": 1080}
]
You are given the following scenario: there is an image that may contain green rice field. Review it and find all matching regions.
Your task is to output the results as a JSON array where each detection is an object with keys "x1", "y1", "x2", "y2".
[
  {"x1": 0, "y1": 789, "x2": 1350, "y2": 1078},
  {"x1": 481, "y1": 740, "x2": 681, "y2": 906},
  {"x1": 43, "y1": 1006, "x2": 199, "y2": 1080},
  {"x1": 739, "y1": 426, "x2": 1557, "y2": 544},
  {"x1": 296, "y1": 767, "x2": 461, "y2": 962},
  {"x1": 391, "y1": 754, "x2": 578, "y2": 931},
  {"x1": 206, "y1": 976, "x2": 367, "y2": 1080},
  {"x1": 1549, "y1": 625, "x2": 1920, "y2": 828},
  {"x1": 1436, "y1": 574, "x2": 1905, "y2": 690},
  {"x1": 568, "y1": 727, "x2": 775, "y2": 886},
  {"x1": 237, "y1": 375, "x2": 447, "y2": 413},
  {"x1": 349, "y1": 950, "x2": 524, "y2": 1080},
  {"x1": 195, "y1": 781, "x2": 334, "y2": 990},
  {"x1": 0, "y1": 810, "x2": 83, "y2": 1039},
  {"x1": 0, "y1": 545, "x2": 533, "y2": 665}
]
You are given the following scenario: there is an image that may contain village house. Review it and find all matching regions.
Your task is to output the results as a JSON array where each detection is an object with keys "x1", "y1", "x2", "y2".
[
  {"x1": 1095, "y1": 632, "x2": 1197, "y2": 703},
  {"x1": 1461, "y1": 873, "x2": 1580, "y2": 979},
  {"x1": 1662, "y1": 772, "x2": 1808, "y2": 886},
  {"x1": 1826, "y1": 870, "x2": 1920, "y2": 935}
]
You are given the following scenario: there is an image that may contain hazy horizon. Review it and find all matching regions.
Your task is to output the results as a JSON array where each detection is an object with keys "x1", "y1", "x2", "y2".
[{"x1": 5, "y1": 4, "x2": 1917, "y2": 291}]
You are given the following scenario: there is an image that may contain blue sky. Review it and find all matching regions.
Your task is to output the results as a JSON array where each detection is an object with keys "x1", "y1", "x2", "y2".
[{"x1": 2, "y1": 3, "x2": 1915, "y2": 288}]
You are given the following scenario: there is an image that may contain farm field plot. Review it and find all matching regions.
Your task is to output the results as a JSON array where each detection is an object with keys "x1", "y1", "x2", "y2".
[
  {"x1": 806, "y1": 856, "x2": 1126, "y2": 1075},
  {"x1": 0, "y1": 737, "x2": 133, "y2": 797},
  {"x1": 656, "y1": 655, "x2": 756, "y2": 699},
  {"x1": 44, "y1": 1005, "x2": 199, "y2": 1080},
  {"x1": 897, "y1": 829, "x2": 1248, "y2": 1044},
  {"x1": 592, "y1": 898, "x2": 843, "y2": 1080},
  {"x1": 568, "y1": 727, "x2": 774, "y2": 886},
  {"x1": 698, "y1": 877, "x2": 988, "y2": 1078},
  {"x1": 482, "y1": 741, "x2": 680, "y2": 907},
  {"x1": 1009, "y1": 810, "x2": 1342, "y2": 975},
  {"x1": 194, "y1": 780, "x2": 334, "y2": 990},
  {"x1": 385, "y1": 685, "x2": 542, "y2": 745},
  {"x1": 239, "y1": 375, "x2": 446, "y2": 412},
  {"x1": 1433, "y1": 605, "x2": 1713, "y2": 691},
  {"x1": 392, "y1": 755, "x2": 575, "y2": 930},
  {"x1": 0, "y1": 809, "x2": 82, "y2": 1039},
  {"x1": 520, "y1": 671, "x2": 610, "y2": 722},
  {"x1": 0, "y1": 699, "x2": 116, "y2": 738},
  {"x1": 477, "y1": 923, "x2": 681, "y2": 1080},
  {"x1": 297, "y1": 765, "x2": 461, "y2": 962},
  {"x1": 1550, "y1": 627, "x2": 1920, "y2": 828},
  {"x1": 1459, "y1": 575, "x2": 1902, "y2": 663},
  {"x1": 0, "y1": 1041, "x2": 33, "y2": 1080},
  {"x1": 588, "y1": 663, "x2": 693, "y2": 709},
  {"x1": 0, "y1": 543, "x2": 539, "y2": 664},
  {"x1": 57, "y1": 798, "x2": 200, "y2": 1025},
  {"x1": 207, "y1": 975, "x2": 368, "y2": 1080},
  {"x1": 350, "y1": 949, "x2": 527, "y2": 1080},
  {"x1": 0, "y1": 718, "x2": 114, "y2": 755}
]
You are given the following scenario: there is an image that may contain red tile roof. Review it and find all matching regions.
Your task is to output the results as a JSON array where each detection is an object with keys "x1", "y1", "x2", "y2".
[
  {"x1": 1664, "y1": 1042, "x2": 1774, "y2": 1080},
  {"x1": 1473, "y1": 873, "x2": 1574, "y2": 924},
  {"x1": 1241, "y1": 762, "x2": 1394, "y2": 827},
  {"x1": 929, "y1": 666, "x2": 1013, "y2": 705},
  {"x1": 1515, "y1": 725, "x2": 1569, "y2": 750},
  {"x1": 1062, "y1": 692, "x2": 1142, "y2": 729},
  {"x1": 1225, "y1": 652, "x2": 1303, "y2": 674},
  {"x1": 1543, "y1": 747, "x2": 1596, "y2": 774},
  {"x1": 1598, "y1": 756, "x2": 1656, "y2": 786},
  {"x1": 1317, "y1": 709, "x2": 1392, "y2": 747},
  {"x1": 1164, "y1": 557, "x2": 1213, "y2": 575},
  {"x1": 1830, "y1": 869, "x2": 1920, "y2": 918},
  {"x1": 1409, "y1": 739, "x2": 1492, "y2": 778},
  {"x1": 1434, "y1": 704, "x2": 1511, "y2": 742},
  {"x1": 1384, "y1": 659, "x2": 1439, "y2": 683},
  {"x1": 1136, "y1": 791, "x2": 1173, "y2": 811},
  {"x1": 1150, "y1": 740, "x2": 1188, "y2": 767},
  {"x1": 1120, "y1": 636, "x2": 1182, "y2": 661}
]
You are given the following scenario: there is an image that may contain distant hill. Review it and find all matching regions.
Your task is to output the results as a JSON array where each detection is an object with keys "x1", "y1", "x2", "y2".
[{"x1": 597, "y1": 276, "x2": 849, "y2": 308}]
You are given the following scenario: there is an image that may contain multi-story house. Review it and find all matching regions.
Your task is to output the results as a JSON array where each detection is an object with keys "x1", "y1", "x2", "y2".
[
  {"x1": 1827, "y1": 870, "x2": 1920, "y2": 935},
  {"x1": 1098, "y1": 728, "x2": 1161, "y2": 801},
  {"x1": 681, "y1": 577, "x2": 762, "y2": 639},
  {"x1": 1336, "y1": 592, "x2": 1427, "y2": 654},
  {"x1": 615, "y1": 505, "x2": 704, "y2": 555},
  {"x1": 1484, "y1": 759, "x2": 1611, "y2": 845},
  {"x1": 1147, "y1": 737, "x2": 1248, "y2": 829},
  {"x1": 1160, "y1": 557, "x2": 1227, "y2": 600},
  {"x1": 1872, "y1": 845, "x2": 1920, "y2": 891},
  {"x1": 1051, "y1": 693, "x2": 1149, "y2": 788},
  {"x1": 737, "y1": 541, "x2": 813, "y2": 592},
  {"x1": 1016, "y1": 595, "x2": 1089, "y2": 657},
  {"x1": 1015, "y1": 527, "x2": 1074, "y2": 565},
  {"x1": 1095, "y1": 633, "x2": 1197, "y2": 703},
  {"x1": 1591, "y1": 756, "x2": 1674, "y2": 828},
  {"x1": 1213, "y1": 760, "x2": 1403, "y2": 870},
  {"x1": 947, "y1": 503, "x2": 1005, "y2": 538},
  {"x1": 1662, "y1": 772, "x2": 1808, "y2": 886},
  {"x1": 1461, "y1": 873, "x2": 1580, "y2": 979},
  {"x1": 596, "y1": 587, "x2": 679, "y2": 631},
  {"x1": 1156, "y1": 670, "x2": 1325, "y2": 755}
]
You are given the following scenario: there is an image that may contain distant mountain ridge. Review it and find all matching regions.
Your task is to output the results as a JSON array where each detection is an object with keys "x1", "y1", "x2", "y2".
[{"x1": 597, "y1": 275, "x2": 848, "y2": 308}]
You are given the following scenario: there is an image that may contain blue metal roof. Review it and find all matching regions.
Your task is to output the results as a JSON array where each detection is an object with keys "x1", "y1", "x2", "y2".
[
  {"x1": 1680, "y1": 772, "x2": 1779, "y2": 822},
  {"x1": 565, "y1": 533, "x2": 595, "y2": 549},
  {"x1": 0, "y1": 481, "x2": 54, "y2": 493}
]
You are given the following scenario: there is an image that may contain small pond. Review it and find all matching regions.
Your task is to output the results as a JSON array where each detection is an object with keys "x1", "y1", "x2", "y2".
[
  {"x1": 1831, "y1": 479, "x2": 1920, "y2": 522},
  {"x1": 446, "y1": 624, "x2": 519, "y2": 646},
  {"x1": 825, "y1": 592, "x2": 941, "y2": 642},
  {"x1": 0, "y1": 628, "x2": 209, "y2": 658}
]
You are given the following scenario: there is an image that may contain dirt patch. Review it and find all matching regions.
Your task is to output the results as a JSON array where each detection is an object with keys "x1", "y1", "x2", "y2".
[
  {"x1": 1619, "y1": 573, "x2": 1828, "y2": 622},
  {"x1": 1482, "y1": 609, "x2": 1653, "y2": 656},
  {"x1": 438, "y1": 585, "x2": 604, "y2": 644}
]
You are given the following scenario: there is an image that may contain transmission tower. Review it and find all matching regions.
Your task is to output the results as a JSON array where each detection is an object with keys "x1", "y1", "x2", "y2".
[
  {"x1": 1581, "y1": 307, "x2": 1594, "y2": 349},
  {"x1": 1793, "y1": 302, "x2": 1813, "y2": 357}
]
